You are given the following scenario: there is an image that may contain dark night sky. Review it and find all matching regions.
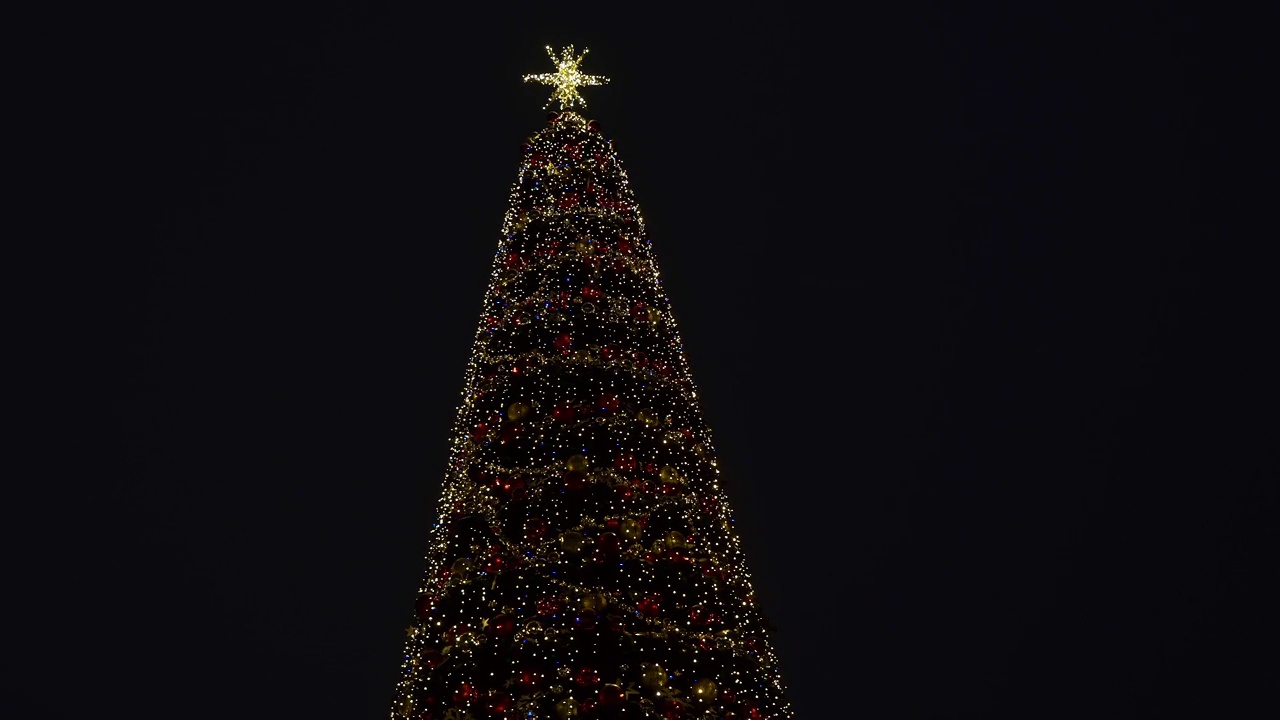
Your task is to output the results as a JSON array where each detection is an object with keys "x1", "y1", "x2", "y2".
[{"x1": 13, "y1": 3, "x2": 1276, "y2": 719}]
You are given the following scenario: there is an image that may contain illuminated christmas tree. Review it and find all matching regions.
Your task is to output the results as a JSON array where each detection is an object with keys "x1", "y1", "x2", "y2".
[{"x1": 392, "y1": 47, "x2": 793, "y2": 720}]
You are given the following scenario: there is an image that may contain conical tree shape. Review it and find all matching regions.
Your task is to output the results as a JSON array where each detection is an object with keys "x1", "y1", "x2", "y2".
[{"x1": 393, "y1": 109, "x2": 792, "y2": 720}]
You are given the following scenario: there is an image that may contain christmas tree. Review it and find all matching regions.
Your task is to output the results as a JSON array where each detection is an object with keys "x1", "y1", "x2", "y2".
[{"x1": 393, "y1": 47, "x2": 793, "y2": 720}]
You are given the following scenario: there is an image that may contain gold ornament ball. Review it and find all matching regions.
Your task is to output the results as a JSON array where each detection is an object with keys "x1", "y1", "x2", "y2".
[
  {"x1": 555, "y1": 698, "x2": 580, "y2": 719},
  {"x1": 640, "y1": 664, "x2": 668, "y2": 689},
  {"x1": 658, "y1": 465, "x2": 679, "y2": 483},
  {"x1": 638, "y1": 410, "x2": 661, "y2": 428},
  {"x1": 580, "y1": 592, "x2": 608, "y2": 613},
  {"x1": 566, "y1": 454, "x2": 589, "y2": 472},
  {"x1": 560, "y1": 531, "x2": 586, "y2": 554},
  {"x1": 451, "y1": 557, "x2": 474, "y2": 574},
  {"x1": 663, "y1": 530, "x2": 685, "y2": 549},
  {"x1": 647, "y1": 307, "x2": 662, "y2": 324},
  {"x1": 691, "y1": 678, "x2": 718, "y2": 702},
  {"x1": 398, "y1": 696, "x2": 416, "y2": 716},
  {"x1": 620, "y1": 518, "x2": 642, "y2": 541},
  {"x1": 507, "y1": 401, "x2": 531, "y2": 421}
]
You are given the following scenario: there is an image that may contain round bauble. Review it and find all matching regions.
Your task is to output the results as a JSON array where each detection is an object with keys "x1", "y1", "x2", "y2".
[
  {"x1": 574, "y1": 666, "x2": 600, "y2": 687},
  {"x1": 559, "y1": 531, "x2": 586, "y2": 554},
  {"x1": 453, "y1": 682, "x2": 478, "y2": 705},
  {"x1": 525, "y1": 517, "x2": 548, "y2": 541},
  {"x1": 554, "y1": 697, "x2": 580, "y2": 719},
  {"x1": 563, "y1": 470, "x2": 587, "y2": 491},
  {"x1": 596, "y1": 532, "x2": 620, "y2": 555},
  {"x1": 620, "y1": 518, "x2": 642, "y2": 541},
  {"x1": 691, "y1": 679, "x2": 717, "y2": 702},
  {"x1": 485, "y1": 692, "x2": 511, "y2": 715},
  {"x1": 566, "y1": 454, "x2": 589, "y2": 472},
  {"x1": 516, "y1": 668, "x2": 541, "y2": 689},
  {"x1": 640, "y1": 663, "x2": 668, "y2": 689},
  {"x1": 637, "y1": 595, "x2": 661, "y2": 617},
  {"x1": 598, "y1": 684, "x2": 625, "y2": 708},
  {"x1": 580, "y1": 592, "x2": 609, "y2": 613},
  {"x1": 506, "y1": 401, "x2": 531, "y2": 421}
]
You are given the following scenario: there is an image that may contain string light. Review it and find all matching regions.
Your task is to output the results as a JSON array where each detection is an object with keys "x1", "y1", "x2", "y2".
[
  {"x1": 523, "y1": 46, "x2": 610, "y2": 110},
  {"x1": 391, "y1": 53, "x2": 792, "y2": 720}
]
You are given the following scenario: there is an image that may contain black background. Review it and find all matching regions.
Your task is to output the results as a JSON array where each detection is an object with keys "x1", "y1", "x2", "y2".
[{"x1": 14, "y1": 3, "x2": 1276, "y2": 719}]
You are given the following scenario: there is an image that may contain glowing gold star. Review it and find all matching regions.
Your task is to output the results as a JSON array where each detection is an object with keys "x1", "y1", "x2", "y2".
[{"x1": 523, "y1": 45, "x2": 609, "y2": 109}]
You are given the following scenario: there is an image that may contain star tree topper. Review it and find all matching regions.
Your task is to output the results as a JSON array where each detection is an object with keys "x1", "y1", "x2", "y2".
[{"x1": 523, "y1": 45, "x2": 610, "y2": 110}]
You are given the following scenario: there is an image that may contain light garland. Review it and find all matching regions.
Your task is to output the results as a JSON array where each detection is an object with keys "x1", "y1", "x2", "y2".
[
  {"x1": 523, "y1": 46, "x2": 611, "y2": 110},
  {"x1": 391, "y1": 53, "x2": 792, "y2": 720}
]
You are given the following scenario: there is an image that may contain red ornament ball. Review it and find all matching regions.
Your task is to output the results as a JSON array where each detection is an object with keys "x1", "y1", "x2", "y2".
[
  {"x1": 525, "y1": 517, "x2": 548, "y2": 541},
  {"x1": 453, "y1": 682, "x2": 479, "y2": 705},
  {"x1": 563, "y1": 470, "x2": 588, "y2": 491},
  {"x1": 552, "y1": 402, "x2": 576, "y2": 422},
  {"x1": 637, "y1": 595, "x2": 661, "y2": 617},
  {"x1": 596, "y1": 532, "x2": 620, "y2": 555},
  {"x1": 575, "y1": 666, "x2": 600, "y2": 687},
  {"x1": 554, "y1": 333, "x2": 573, "y2": 351},
  {"x1": 661, "y1": 699, "x2": 685, "y2": 719},
  {"x1": 516, "y1": 668, "x2": 541, "y2": 689},
  {"x1": 598, "y1": 684, "x2": 625, "y2": 708},
  {"x1": 536, "y1": 595, "x2": 560, "y2": 616},
  {"x1": 597, "y1": 394, "x2": 620, "y2": 413},
  {"x1": 485, "y1": 692, "x2": 511, "y2": 715}
]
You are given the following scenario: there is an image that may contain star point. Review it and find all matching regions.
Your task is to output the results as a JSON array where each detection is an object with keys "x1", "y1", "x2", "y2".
[{"x1": 523, "y1": 45, "x2": 610, "y2": 110}]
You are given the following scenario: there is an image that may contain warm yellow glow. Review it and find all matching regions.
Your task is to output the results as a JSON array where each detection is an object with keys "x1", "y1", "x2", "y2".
[
  {"x1": 388, "y1": 84, "x2": 793, "y2": 718},
  {"x1": 523, "y1": 46, "x2": 610, "y2": 109}
]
